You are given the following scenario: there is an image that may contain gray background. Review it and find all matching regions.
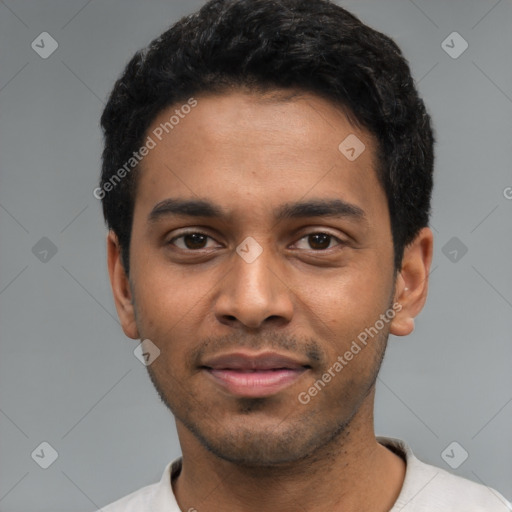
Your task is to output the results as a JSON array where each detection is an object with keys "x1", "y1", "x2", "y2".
[{"x1": 1, "y1": 0, "x2": 511, "y2": 510}]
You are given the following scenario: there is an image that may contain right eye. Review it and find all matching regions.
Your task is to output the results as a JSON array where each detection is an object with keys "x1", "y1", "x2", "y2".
[{"x1": 167, "y1": 231, "x2": 221, "y2": 251}]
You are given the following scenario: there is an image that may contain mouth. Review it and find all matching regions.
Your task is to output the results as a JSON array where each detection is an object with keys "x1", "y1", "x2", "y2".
[{"x1": 200, "y1": 351, "x2": 311, "y2": 398}]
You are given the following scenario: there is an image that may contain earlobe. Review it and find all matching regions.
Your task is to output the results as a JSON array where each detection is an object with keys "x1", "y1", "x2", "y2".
[
  {"x1": 107, "y1": 231, "x2": 140, "y2": 340},
  {"x1": 390, "y1": 227, "x2": 433, "y2": 337}
]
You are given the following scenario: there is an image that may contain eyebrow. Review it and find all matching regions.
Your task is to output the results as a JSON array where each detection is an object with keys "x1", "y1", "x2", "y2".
[{"x1": 148, "y1": 197, "x2": 367, "y2": 224}]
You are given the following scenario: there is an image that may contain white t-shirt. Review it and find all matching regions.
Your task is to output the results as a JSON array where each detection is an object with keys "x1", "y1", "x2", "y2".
[{"x1": 99, "y1": 437, "x2": 512, "y2": 511}]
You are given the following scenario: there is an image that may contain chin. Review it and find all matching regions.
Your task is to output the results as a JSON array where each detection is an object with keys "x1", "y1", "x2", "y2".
[{"x1": 181, "y1": 409, "x2": 351, "y2": 468}]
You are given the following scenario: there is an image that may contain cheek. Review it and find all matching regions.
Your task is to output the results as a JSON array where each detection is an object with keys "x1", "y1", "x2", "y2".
[
  {"x1": 130, "y1": 269, "x2": 185, "y2": 337},
  {"x1": 302, "y1": 264, "x2": 393, "y2": 326},
  {"x1": 130, "y1": 261, "x2": 216, "y2": 360}
]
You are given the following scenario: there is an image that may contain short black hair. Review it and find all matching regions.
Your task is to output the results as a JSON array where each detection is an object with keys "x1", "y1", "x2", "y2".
[{"x1": 100, "y1": 0, "x2": 434, "y2": 274}]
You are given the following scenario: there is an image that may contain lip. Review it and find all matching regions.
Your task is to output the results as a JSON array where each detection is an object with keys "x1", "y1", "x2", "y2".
[{"x1": 201, "y1": 351, "x2": 310, "y2": 398}]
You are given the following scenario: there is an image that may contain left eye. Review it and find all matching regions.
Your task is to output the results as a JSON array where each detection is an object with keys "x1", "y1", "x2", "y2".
[{"x1": 294, "y1": 233, "x2": 342, "y2": 251}]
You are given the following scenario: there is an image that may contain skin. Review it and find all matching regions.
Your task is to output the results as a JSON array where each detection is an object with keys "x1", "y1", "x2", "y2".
[{"x1": 107, "y1": 89, "x2": 433, "y2": 512}]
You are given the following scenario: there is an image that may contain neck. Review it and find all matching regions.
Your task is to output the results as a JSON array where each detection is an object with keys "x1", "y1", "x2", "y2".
[{"x1": 172, "y1": 391, "x2": 405, "y2": 512}]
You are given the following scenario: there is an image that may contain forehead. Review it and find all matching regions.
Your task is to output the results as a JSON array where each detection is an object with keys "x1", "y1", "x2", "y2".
[{"x1": 133, "y1": 89, "x2": 387, "y2": 226}]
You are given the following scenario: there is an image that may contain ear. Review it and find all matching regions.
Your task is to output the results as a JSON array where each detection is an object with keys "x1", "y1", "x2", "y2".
[
  {"x1": 107, "y1": 231, "x2": 139, "y2": 340},
  {"x1": 390, "y1": 227, "x2": 434, "y2": 337}
]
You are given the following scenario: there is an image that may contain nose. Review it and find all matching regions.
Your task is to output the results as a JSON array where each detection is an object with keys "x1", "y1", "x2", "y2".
[{"x1": 213, "y1": 241, "x2": 294, "y2": 330}]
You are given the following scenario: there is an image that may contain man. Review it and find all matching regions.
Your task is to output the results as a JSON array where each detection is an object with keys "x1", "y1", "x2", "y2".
[{"x1": 97, "y1": 0, "x2": 511, "y2": 510}]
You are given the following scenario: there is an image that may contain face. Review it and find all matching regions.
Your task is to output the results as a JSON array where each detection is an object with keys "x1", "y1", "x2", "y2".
[{"x1": 108, "y1": 89, "x2": 429, "y2": 467}]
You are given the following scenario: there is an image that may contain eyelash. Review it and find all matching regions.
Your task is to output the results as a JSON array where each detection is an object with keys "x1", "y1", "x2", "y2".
[{"x1": 167, "y1": 230, "x2": 345, "y2": 252}]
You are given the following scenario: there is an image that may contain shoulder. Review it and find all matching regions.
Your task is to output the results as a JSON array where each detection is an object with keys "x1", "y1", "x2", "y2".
[
  {"x1": 423, "y1": 466, "x2": 512, "y2": 511},
  {"x1": 378, "y1": 437, "x2": 512, "y2": 512}
]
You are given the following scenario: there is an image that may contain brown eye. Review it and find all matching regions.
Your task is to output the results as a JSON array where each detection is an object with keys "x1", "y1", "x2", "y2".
[
  {"x1": 169, "y1": 232, "x2": 217, "y2": 250},
  {"x1": 182, "y1": 233, "x2": 208, "y2": 249},
  {"x1": 308, "y1": 233, "x2": 332, "y2": 250},
  {"x1": 294, "y1": 232, "x2": 343, "y2": 251}
]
